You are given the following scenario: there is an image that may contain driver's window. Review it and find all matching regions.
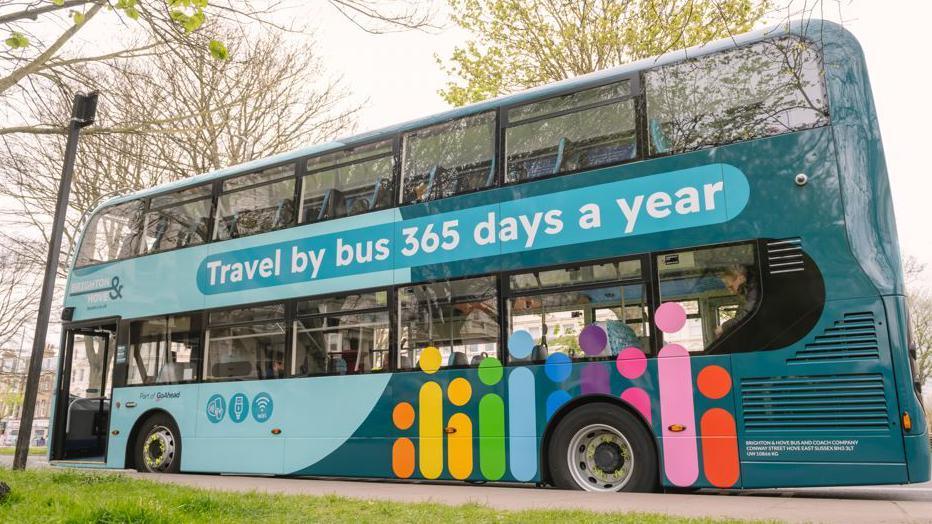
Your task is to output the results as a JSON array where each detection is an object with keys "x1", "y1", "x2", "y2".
[{"x1": 656, "y1": 244, "x2": 759, "y2": 352}]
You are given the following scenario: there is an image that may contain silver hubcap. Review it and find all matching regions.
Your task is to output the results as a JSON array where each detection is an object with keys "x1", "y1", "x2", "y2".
[
  {"x1": 567, "y1": 423, "x2": 634, "y2": 491},
  {"x1": 142, "y1": 425, "x2": 176, "y2": 473}
]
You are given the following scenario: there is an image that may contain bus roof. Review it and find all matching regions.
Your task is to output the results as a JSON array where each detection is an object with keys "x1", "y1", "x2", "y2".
[{"x1": 95, "y1": 18, "x2": 850, "y2": 211}]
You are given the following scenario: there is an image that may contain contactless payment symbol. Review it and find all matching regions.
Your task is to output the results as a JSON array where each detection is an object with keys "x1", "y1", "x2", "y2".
[
  {"x1": 252, "y1": 392, "x2": 273, "y2": 423},
  {"x1": 206, "y1": 394, "x2": 225, "y2": 423},
  {"x1": 229, "y1": 393, "x2": 249, "y2": 423}
]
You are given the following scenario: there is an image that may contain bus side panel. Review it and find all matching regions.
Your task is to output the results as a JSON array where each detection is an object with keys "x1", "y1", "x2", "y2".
[
  {"x1": 733, "y1": 297, "x2": 908, "y2": 487},
  {"x1": 740, "y1": 462, "x2": 906, "y2": 489},
  {"x1": 184, "y1": 381, "x2": 285, "y2": 474},
  {"x1": 107, "y1": 384, "x2": 200, "y2": 469},
  {"x1": 882, "y1": 295, "x2": 930, "y2": 483}
]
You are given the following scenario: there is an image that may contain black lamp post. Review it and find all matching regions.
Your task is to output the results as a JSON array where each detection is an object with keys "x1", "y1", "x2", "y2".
[{"x1": 13, "y1": 91, "x2": 98, "y2": 470}]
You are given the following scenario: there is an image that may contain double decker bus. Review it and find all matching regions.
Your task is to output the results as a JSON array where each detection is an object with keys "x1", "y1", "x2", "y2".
[{"x1": 50, "y1": 19, "x2": 929, "y2": 492}]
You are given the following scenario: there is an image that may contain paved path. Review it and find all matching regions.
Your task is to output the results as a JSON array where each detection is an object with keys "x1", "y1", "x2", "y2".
[
  {"x1": 3, "y1": 455, "x2": 931, "y2": 523},
  {"x1": 114, "y1": 472, "x2": 932, "y2": 523}
]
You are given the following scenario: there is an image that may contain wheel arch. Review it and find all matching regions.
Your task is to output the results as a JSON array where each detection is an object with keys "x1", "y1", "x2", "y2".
[
  {"x1": 538, "y1": 394, "x2": 657, "y2": 485},
  {"x1": 123, "y1": 408, "x2": 179, "y2": 470}
]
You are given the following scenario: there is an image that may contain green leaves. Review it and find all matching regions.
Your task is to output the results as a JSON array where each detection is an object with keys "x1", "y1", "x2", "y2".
[
  {"x1": 440, "y1": 0, "x2": 772, "y2": 107},
  {"x1": 115, "y1": 0, "x2": 140, "y2": 20},
  {"x1": 52, "y1": 0, "x2": 65, "y2": 6},
  {"x1": 72, "y1": 11, "x2": 86, "y2": 25},
  {"x1": 5, "y1": 32, "x2": 29, "y2": 49},
  {"x1": 209, "y1": 39, "x2": 228, "y2": 60},
  {"x1": 170, "y1": 9, "x2": 205, "y2": 32}
]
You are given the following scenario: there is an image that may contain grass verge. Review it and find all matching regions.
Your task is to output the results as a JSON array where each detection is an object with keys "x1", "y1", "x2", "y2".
[
  {"x1": 0, "y1": 447, "x2": 46, "y2": 456},
  {"x1": 0, "y1": 468, "x2": 766, "y2": 524}
]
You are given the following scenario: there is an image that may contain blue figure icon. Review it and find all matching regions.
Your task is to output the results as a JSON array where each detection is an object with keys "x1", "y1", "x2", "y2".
[
  {"x1": 252, "y1": 392, "x2": 273, "y2": 423},
  {"x1": 206, "y1": 394, "x2": 226, "y2": 423},
  {"x1": 229, "y1": 393, "x2": 249, "y2": 423}
]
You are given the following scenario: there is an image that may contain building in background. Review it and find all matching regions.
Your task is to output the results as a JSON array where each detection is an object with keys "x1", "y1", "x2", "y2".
[{"x1": 0, "y1": 343, "x2": 58, "y2": 446}]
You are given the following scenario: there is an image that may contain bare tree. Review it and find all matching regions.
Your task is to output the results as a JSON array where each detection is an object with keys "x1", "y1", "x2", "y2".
[
  {"x1": 0, "y1": 24, "x2": 357, "y2": 275},
  {"x1": 0, "y1": 246, "x2": 40, "y2": 349},
  {"x1": 1, "y1": 20, "x2": 358, "y2": 384},
  {"x1": 901, "y1": 256, "x2": 932, "y2": 390},
  {"x1": 0, "y1": 1, "x2": 435, "y2": 137}
]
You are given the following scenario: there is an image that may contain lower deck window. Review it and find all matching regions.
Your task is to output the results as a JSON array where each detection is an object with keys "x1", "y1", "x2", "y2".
[
  {"x1": 508, "y1": 259, "x2": 650, "y2": 362},
  {"x1": 204, "y1": 305, "x2": 286, "y2": 380},
  {"x1": 397, "y1": 276, "x2": 499, "y2": 369},
  {"x1": 293, "y1": 291, "x2": 390, "y2": 375},
  {"x1": 127, "y1": 315, "x2": 201, "y2": 385}
]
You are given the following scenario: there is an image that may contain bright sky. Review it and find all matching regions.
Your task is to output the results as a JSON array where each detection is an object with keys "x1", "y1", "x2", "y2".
[
  {"x1": 7, "y1": 0, "x2": 932, "y2": 348},
  {"x1": 303, "y1": 0, "x2": 932, "y2": 290}
]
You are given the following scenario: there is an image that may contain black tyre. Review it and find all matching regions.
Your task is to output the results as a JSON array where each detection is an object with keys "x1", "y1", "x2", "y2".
[
  {"x1": 134, "y1": 413, "x2": 181, "y2": 473},
  {"x1": 548, "y1": 402, "x2": 657, "y2": 492}
]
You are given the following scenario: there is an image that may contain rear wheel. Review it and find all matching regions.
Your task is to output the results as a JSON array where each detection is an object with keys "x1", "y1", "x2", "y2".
[
  {"x1": 548, "y1": 403, "x2": 657, "y2": 492},
  {"x1": 134, "y1": 413, "x2": 181, "y2": 473}
]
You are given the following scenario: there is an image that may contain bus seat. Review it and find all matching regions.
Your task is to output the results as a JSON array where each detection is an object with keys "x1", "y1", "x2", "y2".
[
  {"x1": 450, "y1": 351, "x2": 468, "y2": 367},
  {"x1": 211, "y1": 361, "x2": 253, "y2": 379},
  {"x1": 553, "y1": 137, "x2": 572, "y2": 174},
  {"x1": 349, "y1": 196, "x2": 370, "y2": 215},
  {"x1": 330, "y1": 357, "x2": 347, "y2": 375},
  {"x1": 318, "y1": 189, "x2": 346, "y2": 221},
  {"x1": 156, "y1": 362, "x2": 184, "y2": 383},
  {"x1": 603, "y1": 320, "x2": 640, "y2": 355},
  {"x1": 272, "y1": 198, "x2": 293, "y2": 228},
  {"x1": 223, "y1": 212, "x2": 240, "y2": 239},
  {"x1": 368, "y1": 178, "x2": 388, "y2": 211},
  {"x1": 178, "y1": 220, "x2": 194, "y2": 246},
  {"x1": 649, "y1": 119, "x2": 670, "y2": 153},
  {"x1": 151, "y1": 216, "x2": 168, "y2": 251},
  {"x1": 531, "y1": 344, "x2": 549, "y2": 361},
  {"x1": 422, "y1": 165, "x2": 440, "y2": 201}
]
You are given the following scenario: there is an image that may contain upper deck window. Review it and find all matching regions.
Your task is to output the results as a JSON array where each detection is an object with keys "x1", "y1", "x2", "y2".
[
  {"x1": 646, "y1": 36, "x2": 829, "y2": 155},
  {"x1": 139, "y1": 184, "x2": 212, "y2": 254},
  {"x1": 300, "y1": 140, "x2": 394, "y2": 223},
  {"x1": 505, "y1": 81, "x2": 637, "y2": 183},
  {"x1": 214, "y1": 165, "x2": 295, "y2": 241},
  {"x1": 401, "y1": 111, "x2": 496, "y2": 204},
  {"x1": 76, "y1": 200, "x2": 144, "y2": 267}
]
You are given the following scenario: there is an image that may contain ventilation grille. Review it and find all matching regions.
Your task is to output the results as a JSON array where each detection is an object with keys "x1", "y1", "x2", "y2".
[
  {"x1": 789, "y1": 312, "x2": 879, "y2": 363},
  {"x1": 766, "y1": 238, "x2": 805, "y2": 275},
  {"x1": 741, "y1": 374, "x2": 889, "y2": 431}
]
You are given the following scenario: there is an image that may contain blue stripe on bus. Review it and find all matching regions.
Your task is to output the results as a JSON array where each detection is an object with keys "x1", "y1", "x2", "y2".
[{"x1": 507, "y1": 367, "x2": 537, "y2": 481}]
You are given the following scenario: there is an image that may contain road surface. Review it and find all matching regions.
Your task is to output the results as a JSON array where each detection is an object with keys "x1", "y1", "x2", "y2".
[{"x1": 2, "y1": 455, "x2": 931, "y2": 523}]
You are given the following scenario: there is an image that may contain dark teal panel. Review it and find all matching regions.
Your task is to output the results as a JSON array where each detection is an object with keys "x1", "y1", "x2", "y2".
[
  {"x1": 905, "y1": 433, "x2": 932, "y2": 483},
  {"x1": 741, "y1": 462, "x2": 906, "y2": 488}
]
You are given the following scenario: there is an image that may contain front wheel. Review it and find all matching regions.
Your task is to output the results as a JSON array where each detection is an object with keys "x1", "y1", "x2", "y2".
[
  {"x1": 548, "y1": 403, "x2": 657, "y2": 492},
  {"x1": 134, "y1": 413, "x2": 181, "y2": 473}
]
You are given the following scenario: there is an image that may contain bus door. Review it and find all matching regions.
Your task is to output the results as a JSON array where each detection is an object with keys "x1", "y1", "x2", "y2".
[{"x1": 52, "y1": 323, "x2": 117, "y2": 461}]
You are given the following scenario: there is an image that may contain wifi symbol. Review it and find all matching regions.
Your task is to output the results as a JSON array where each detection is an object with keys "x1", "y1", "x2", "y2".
[{"x1": 251, "y1": 393, "x2": 273, "y2": 422}]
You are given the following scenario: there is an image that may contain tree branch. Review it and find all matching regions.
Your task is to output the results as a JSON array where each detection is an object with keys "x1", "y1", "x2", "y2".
[{"x1": 0, "y1": 3, "x2": 104, "y2": 96}]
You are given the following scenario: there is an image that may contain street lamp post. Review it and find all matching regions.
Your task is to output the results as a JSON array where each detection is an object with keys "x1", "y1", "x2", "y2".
[{"x1": 13, "y1": 91, "x2": 98, "y2": 470}]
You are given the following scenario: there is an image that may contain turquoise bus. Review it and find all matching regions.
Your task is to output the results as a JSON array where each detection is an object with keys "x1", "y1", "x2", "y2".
[{"x1": 50, "y1": 20, "x2": 929, "y2": 492}]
